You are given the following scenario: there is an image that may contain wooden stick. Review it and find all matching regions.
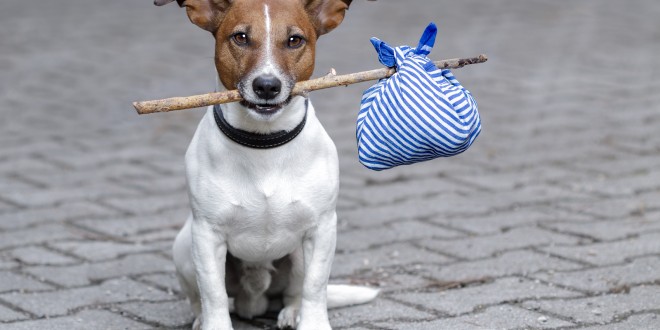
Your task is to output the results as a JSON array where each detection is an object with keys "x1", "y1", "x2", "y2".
[{"x1": 133, "y1": 54, "x2": 487, "y2": 115}]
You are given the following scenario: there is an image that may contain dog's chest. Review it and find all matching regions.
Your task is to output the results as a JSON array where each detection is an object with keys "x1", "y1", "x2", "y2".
[{"x1": 217, "y1": 168, "x2": 323, "y2": 262}]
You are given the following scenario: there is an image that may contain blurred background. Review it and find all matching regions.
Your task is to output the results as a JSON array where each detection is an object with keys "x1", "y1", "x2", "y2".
[{"x1": 0, "y1": 0, "x2": 659, "y2": 329}]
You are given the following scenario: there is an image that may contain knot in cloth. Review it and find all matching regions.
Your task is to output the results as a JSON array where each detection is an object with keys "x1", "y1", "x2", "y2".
[{"x1": 357, "y1": 23, "x2": 482, "y2": 171}]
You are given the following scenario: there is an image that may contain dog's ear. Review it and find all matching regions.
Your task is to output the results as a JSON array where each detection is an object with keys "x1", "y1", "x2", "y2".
[
  {"x1": 155, "y1": 0, "x2": 232, "y2": 33},
  {"x1": 304, "y1": 0, "x2": 352, "y2": 36}
]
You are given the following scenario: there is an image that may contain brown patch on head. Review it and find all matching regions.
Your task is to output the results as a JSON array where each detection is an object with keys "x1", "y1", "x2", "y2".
[
  {"x1": 213, "y1": 0, "x2": 318, "y2": 94},
  {"x1": 169, "y1": 0, "x2": 352, "y2": 101}
]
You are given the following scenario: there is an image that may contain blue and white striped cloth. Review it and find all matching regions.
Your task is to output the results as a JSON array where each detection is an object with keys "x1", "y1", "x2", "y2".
[{"x1": 357, "y1": 23, "x2": 481, "y2": 171}]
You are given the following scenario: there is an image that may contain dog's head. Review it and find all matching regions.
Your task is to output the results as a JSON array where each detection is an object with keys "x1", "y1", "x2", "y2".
[{"x1": 157, "y1": 0, "x2": 351, "y2": 117}]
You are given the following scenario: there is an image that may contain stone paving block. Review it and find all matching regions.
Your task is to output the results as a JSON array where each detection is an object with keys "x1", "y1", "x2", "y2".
[
  {"x1": 118, "y1": 300, "x2": 193, "y2": 328},
  {"x1": 544, "y1": 217, "x2": 660, "y2": 241},
  {"x1": 340, "y1": 177, "x2": 473, "y2": 206},
  {"x1": 0, "y1": 201, "x2": 119, "y2": 230},
  {"x1": 541, "y1": 232, "x2": 660, "y2": 266},
  {"x1": 0, "y1": 157, "x2": 63, "y2": 174},
  {"x1": 0, "y1": 176, "x2": 37, "y2": 193},
  {"x1": 377, "y1": 305, "x2": 574, "y2": 330},
  {"x1": 18, "y1": 162, "x2": 162, "y2": 189},
  {"x1": 566, "y1": 170, "x2": 660, "y2": 197},
  {"x1": 0, "y1": 309, "x2": 148, "y2": 330},
  {"x1": 40, "y1": 146, "x2": 174, "y2": 170},
  {"x1": 447, "y1": 165, "x2": 582, "y2": 191},
  {"x1": 9, "y1": 246, "x2": 79, "y2": 265},
  {"x1": 24, "y1": 253, "x2": 173, "y2": 287},
  {"x1": 578, "y1": 313, "x2": 660, "y2": 330},
  {"x1": 0, "y1": 271, "x2": 52, "y2": 293},
  {"x1": 392, "y1": 277, "x2": 581, "y2": 316},
  {"x1": 340, "y1": 195, "x2": 492, "y2": 229},
  {"x1": 557, "y1": 190, "x2": 660, "y2": 219},
  {"x1": 432, "y1": 206, "x2": 595, "y2": 235},
  {"x1": 0, "y1": 224, "x2": 94, "y2": 250},
  {"x1": 0, "y1": 182, "x2": 139, "y2": 208},
  {"x1": 331, "y1": 243, "x2": 452, "y2": 277},
  {"x1": 418, "y1": 227, "x2": 580, "y2": 260},
  {"x1": 138, "y1": 273, "x2": 181, "y2": 294},
  {"x1": 100, "y1": 192, "x2": 189, "y2": 215},
  {"x1": 533, "y1": 256, "x2": 660, "y2": 293},
  {"x1": 329, "y1": 297, "x2": 434, "y2": 328},
  {"x1": 523, "y1": 285, "x2": 660, "y2": 325},
  {"x1": 116, "y1": 174, "x2": 187, "y2": 195},
  {"x1": 337, "y1": 220, "x2": 464, "y2": 252},
  {"x1": 74, "y1": 207, "x2": 188, "y2": 239},
  {"x1": 0, "y1": 304, "x2": 27, "y2": 322},
  {"x1": 50, "y1": 240, "x2": 162, "y2": 262},
  {"x1": 0, "y1": 278, "x2": 173, "y2": 317},
  {"x1": 420, "y1": 250, "x2": 584, "y2": 282}
]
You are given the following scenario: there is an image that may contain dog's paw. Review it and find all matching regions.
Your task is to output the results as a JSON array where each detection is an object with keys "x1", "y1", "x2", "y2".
[{"x1": 276, "y1": 305, "x2": 300, "y2": 329}]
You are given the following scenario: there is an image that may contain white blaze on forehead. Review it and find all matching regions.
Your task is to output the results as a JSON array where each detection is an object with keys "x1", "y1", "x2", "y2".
[{"x1": 261, "y1": 4, "x2": 276, "y2": 75}]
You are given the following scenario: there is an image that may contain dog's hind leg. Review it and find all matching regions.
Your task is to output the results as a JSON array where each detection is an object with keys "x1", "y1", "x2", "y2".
[{"x1": 234, "y1": 262, "x2": 272, "y2": 319}]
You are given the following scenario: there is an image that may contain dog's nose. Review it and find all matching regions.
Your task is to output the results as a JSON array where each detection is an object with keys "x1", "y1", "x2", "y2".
[{"x1": 252, "y1": 75, "x2": 282, "y2": 100}]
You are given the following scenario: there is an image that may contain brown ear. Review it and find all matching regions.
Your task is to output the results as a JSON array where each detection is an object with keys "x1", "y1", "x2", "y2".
[
  {"x1": 305, "y1": 0, "x2": 352, "y2": 36},
  {"x1": 156, "y1": 0, "x2": 231, "y2": 33}
]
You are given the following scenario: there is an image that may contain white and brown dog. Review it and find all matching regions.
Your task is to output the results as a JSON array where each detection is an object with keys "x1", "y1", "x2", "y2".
[{"x1": 154, "y1": 0, "x2": 378, "y2": 329}]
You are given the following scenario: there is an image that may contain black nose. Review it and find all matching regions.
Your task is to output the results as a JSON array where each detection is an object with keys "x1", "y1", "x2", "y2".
[{"x1": 252, "y1": 75, "x2": 282, "y2": 100}]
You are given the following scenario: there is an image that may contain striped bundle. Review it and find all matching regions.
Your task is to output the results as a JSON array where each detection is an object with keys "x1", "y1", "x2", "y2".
[{"x1": 357, "y1": 23, "x2": 482, "y2": 171}]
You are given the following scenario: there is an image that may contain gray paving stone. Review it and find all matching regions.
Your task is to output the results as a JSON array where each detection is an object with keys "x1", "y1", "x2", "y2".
[
  {"x1": 138, "y1": 273, "x2": 181, "y2": 294},
  {"x1": 118, "y1": 300, "x2": 193, "y2": 328},
  {"x1": 432, "y1": 206, "x2": 595, "y2": 235},
  {"x1": 0, "y1": 224, "x2": 93, "y2": 250},
  {"x1": 50, "y1": 240, "x2": 162, "y2": 262},
  {"x1": 0, "y1": 200, "x2": 118, "y2": 230},
  {"x1": 0, "y1": 271, "x2": 51, "y2": 292},
  {"x1": 23, "y1": 253, "x2": 174, "y2": 287},
  {"x1": 448, "y1": 165, "x2": 582, "y2": 191},
  {"x1": 418, "y1": 227, "x2": 580, "y2": 260},
  {"x1": 74, "y1": 207, "x2": 189, "y2": 239},
  {"x1": 533, "y1": 256, "x2": 660, "y2": 293},
  {"x1": 100, "y1": 192, "x2": 189, "y2": 216},
  {"x1": 0, "y1": 304, "x2": 27, "y2": 322},
  {"x1": 0, "y1": 309, "x2": 149, "y2": 330},
  {"x1": 523, "y1": 285, "x2": 660, "y2": 325},
  {"x1": 9, "y1": 246, "x2": 78, "y2": 265},
  {"x1": 421, "y1": 250, "x2": 584, "y2": 282},
  {"x1": 337, "y1": 220, "x2": 464, "y2": 252},
  {"x1": 392, "y1": 277, "x2": 581, "y2": 316},
  {"x1": 332, "y1": 243, "x2": 452, "y2": 277},
  {"x1": 0, "y1": 182, "x2": 139, "y2": 208},
  {"x1": 557, "y1": 190, "x2": 660, "y2": 219},
  {"x1": 541, "y1": 232, "x2": 660, "y2": 266},
  {"x1": 378, "y1": 305, "x2": 574, "y2": 330},
  {"x1": 0, "y1": 278, "x2": 172, "y2": 317},
  {"x1": 340, "y1": 177, "x2": 473, "y2": 206},
  {"x1": 578, "y1": 313, "x2": 660, "y2": 330},
  {"x1": 329, "y1": 297, "x2": 434, "y2": 328},
  {"x1": 544, "y1": 217, "x2": 660, "y2": 241}
]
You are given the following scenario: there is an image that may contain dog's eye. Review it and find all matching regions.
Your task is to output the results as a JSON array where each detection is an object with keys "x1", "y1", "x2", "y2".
[
  {"x1": 287, "y1": 35, "x2": 305, "y2": 49},
  {"x1": 232, "y1": 33, "x2": 249, "y2": 46}
]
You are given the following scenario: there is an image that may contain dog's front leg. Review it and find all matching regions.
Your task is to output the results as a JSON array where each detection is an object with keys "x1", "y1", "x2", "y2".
[
  {"x1": 191, "y1": 219, "x2": 232, "y2": 330},
  {"x1": 298, "y1": 212, "x2": 337, "y2": 330}
]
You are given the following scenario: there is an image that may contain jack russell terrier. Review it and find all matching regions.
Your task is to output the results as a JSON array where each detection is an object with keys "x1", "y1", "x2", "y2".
[{"x1": 154, "y1": 0, "x2": 378, "y2": 329}]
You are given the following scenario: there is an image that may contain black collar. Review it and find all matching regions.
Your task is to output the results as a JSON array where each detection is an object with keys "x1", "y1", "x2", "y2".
[{"x1": 213, "y1": 101, "x2": 308, "y2": 149}]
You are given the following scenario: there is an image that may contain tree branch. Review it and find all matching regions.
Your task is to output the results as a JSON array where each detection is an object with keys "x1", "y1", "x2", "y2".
[{"x1": 133, "y1": 54, "x2": 487, "y2": 115}]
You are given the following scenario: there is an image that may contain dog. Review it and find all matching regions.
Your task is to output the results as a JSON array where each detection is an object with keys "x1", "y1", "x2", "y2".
[{"x1": 154, "y1": 0, "x2": 379, "y2": 329}]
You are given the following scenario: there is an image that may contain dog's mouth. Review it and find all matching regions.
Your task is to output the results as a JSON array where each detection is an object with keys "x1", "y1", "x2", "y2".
[{"x1": 240, "y1": 97, "x2": 292, "y2": 115}]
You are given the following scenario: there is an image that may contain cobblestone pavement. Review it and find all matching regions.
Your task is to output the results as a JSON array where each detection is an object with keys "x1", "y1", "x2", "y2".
[{"x1": 1, "y1": 0, "x2": 659, "y2": 329}]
